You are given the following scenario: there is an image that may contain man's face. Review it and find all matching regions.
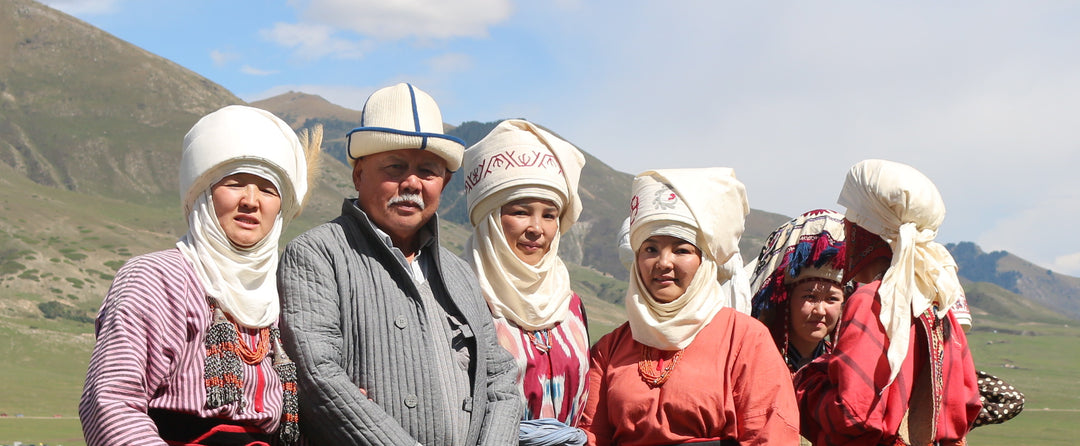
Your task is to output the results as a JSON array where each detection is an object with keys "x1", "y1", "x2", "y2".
[{"x1": 352, "y1": 149, "x2": 451, "y2": 246}]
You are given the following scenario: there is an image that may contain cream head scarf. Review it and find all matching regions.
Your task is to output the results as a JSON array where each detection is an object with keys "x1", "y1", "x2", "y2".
[
  {"x1": 462, "y1": 120, "x2": 586, "y2": 331},
  {"x1": 837, "y1": 159, "x2": 963, "y2": 386},
  {"x1": 176, "y1": 105, "x2": 308, "y2": 329},
  {"x1": 625, "y1": 168, "x2": 752, "y2": 350}
]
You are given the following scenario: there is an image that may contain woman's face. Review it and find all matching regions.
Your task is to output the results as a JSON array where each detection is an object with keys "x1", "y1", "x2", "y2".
[
  {"x1": 500, "y1": 198, "x2": 560, "y2": 265},
  {"x1": 636, "y1": 235, "x2": 702, "y2": 303},
  {"x1": 788, "y1": 279, "x2": 845, "y2": 347},
  {"x1": 212, "y1": 173, "x2": 282, "y2": 248}
]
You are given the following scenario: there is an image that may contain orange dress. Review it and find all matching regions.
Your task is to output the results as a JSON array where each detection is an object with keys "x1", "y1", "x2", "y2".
[{"x1": 580, "y1": 308, "x2": 800, "y2": 446}]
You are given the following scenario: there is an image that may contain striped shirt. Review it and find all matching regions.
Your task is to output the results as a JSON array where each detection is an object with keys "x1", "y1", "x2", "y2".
[{"x1": 79, "y1": 249, "x2": 283, "y2": 446}]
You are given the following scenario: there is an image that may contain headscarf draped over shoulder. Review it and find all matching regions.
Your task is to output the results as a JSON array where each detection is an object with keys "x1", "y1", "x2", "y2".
[{"x1": 838, "y1": 159, "x2": 964, "y2": 386}]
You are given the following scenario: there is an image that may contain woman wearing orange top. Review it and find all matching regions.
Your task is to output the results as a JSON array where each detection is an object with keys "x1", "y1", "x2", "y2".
[{"x1": 580, "y1": 168, "x2": 799, "y2": 446}]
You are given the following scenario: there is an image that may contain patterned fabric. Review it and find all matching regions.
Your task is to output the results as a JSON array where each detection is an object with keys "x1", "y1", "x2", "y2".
[
  {"x1": 80, "y1": 249, "x2": 285, "y2": 446},
  {"x1": 749, "y1": 209, "x2": 846, "y2": 316},
  {"x1": 462, "y1": 119, "x2": 585, "y2": 232},
  {"x1": 580, "y1": 308, "x2": 800, "y2": 446},
  {"x1": 493, "y1": 294, "x2": 590, "y2": 425},
  {"x1": 793, "y1": 281, "x2": 981, "y2": 446},
  {"x1": 973, "y1": 370, "x2": 1025, "y2": 427}
]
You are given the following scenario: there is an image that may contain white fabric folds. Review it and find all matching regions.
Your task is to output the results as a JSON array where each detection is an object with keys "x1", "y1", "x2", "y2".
[
  {"x1": 624, "y1": 168, "x2": 752, "y2": 350},
  {"x1": 462, "y1": 120, "x2": 586, "y2": 331},
  {"x1": 176, "y1": 105, "x2": 307, "y2": 329},
  {"x1": 837, "y1": 159, "x2": 964, "y2": 386}
]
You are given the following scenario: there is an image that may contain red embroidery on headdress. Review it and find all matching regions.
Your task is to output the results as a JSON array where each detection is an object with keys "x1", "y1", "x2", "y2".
[{"x1": 463, "y1": 149, "x2": 562, "y2": 192}]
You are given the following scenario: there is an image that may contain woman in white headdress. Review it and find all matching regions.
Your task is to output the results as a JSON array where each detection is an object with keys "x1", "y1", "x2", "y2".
[
  {"x1": 462, "y1": 120, "x2": 590, "y2": 445},
  {"x1": 80, "y1": 106, "x2": 319, "y2": 446},
  {"x1": 793, "y1": 159, "x2": 980, "y2": 446},
  {"x1": 580, "y1": 168, "x2": 799, "y2": 446}
]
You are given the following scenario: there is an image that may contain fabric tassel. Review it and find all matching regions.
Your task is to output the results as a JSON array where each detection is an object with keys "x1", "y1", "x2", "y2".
[
  {"x1": 272, "y1": 328, "x2": 300, "y2": 445},
  {"x1": 788, "y1": 241, "x2": 812, "y2": 279},
  {"x1": 832, "y1": 243, "x2": 847, "y2": 269},
  {"x1": 814, "y1": 246, "x2": 838, "y2": 268},
  {"x1": 811, "y1": 235, "x2": 831, "y2": 263},
  {"x1": 205, "y1": 306, "x2": 244, "y2": 409}
]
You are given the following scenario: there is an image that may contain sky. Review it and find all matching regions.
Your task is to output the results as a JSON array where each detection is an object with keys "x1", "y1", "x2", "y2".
[{"x1": 43, "y1": 0, "x2": 1080, "y2": 276}]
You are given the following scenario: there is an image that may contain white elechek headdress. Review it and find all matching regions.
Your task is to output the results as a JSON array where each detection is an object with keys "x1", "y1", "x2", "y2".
[
  {"x1": 462, "y1": 120, "x2": 585, "y2": 330},
  {"x1": 624, "y1": 168, "x2": 752, "y2": 350},
  {"x1": 176, "y1": 105, "x2": 307, "y2": 329}
]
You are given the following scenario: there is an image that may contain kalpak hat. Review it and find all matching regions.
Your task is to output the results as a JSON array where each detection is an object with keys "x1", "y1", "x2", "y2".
[{"x1": 346, "y1": 83, "x2": 466, "y2": 171}]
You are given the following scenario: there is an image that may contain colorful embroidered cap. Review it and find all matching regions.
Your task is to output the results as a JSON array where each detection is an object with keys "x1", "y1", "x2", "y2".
[{"x1": 749, "y1": 209, "x2": 846, "y2": 317}]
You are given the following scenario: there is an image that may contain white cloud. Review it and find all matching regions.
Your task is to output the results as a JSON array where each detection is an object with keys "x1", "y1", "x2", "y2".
[
  {"x1": 41, "y1": 0, "x2": 120, "y2": 15},
  {"x1": 210, "y1": 50, "x2": 239, "y2": 67},
  {"x1": 299, "y1": 0, "x2": 513, "y2": 40},
  {"x1": 517, "y1": 2, "x2": 1080, "y2": 278},
  {"x1": 241, "y1": 65, "x2": 279, "y2": 76},
  {"x1": 261, "y1": 22, "x2": 372, "y2": 60},
  {"x1": 977, "y1": 179, "x2": 1080, "y2": 277},
  {"x1": 1053, "y1": 252, "x2": 1080, "y2": 276}
]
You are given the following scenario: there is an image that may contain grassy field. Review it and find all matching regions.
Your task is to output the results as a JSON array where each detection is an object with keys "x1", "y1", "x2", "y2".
[
  {"x1": 964, "y1": 318, "x2": 1080, "y2": 445},
  {"x1": 0, "y1": 319, "x2": 91, "y2": 446},
  {"x1": 3, "y1": 314, "x2": 1075, "y2": 445}
]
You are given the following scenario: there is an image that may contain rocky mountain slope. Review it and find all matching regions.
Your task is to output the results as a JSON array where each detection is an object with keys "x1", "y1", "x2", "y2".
[{"x1": 2, "y1": 0, "x2": 1077, "y2": 326}]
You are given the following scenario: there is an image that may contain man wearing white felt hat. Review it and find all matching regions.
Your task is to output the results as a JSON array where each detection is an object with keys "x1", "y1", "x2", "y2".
[{"x1": 278, "y1": 83, "x2": 523, "y2": 445}]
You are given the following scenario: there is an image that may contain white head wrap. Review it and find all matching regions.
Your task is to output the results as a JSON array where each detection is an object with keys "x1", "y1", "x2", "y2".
[
  {"x1": 624, "y1": 168, "x2": 752, "y2": 350},
  {"x1": 837, "y1": 159, "x2": 964, "y2": 386},
  {"x1": 461, "y1": 120, "x2": 586, "y2": 331},
  {"x1": 176, "y1": 105, "x2": 307, "y2": 329}
]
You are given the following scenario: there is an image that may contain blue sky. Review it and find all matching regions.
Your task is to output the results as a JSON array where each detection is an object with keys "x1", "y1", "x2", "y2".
[{"x1": 44, "y1": 0, "x2": 1080, "y2": 276}]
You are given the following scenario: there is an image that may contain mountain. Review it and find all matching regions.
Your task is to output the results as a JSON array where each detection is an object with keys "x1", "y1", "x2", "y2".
[
  {"x1": 0, "y1": 0, "x2": 245, "y2": 206},
  {"x1": 1, "y1": 2, "x2": 1080, "y2": 441},
  {"x1": 949, "y1": 242, "x2": 1080, "y2": 320}
]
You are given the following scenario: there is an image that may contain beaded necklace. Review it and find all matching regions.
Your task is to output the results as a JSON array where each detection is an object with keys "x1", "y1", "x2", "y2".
[
  {"x1": 528, "y1": 329, "x2": 552, "y2": 354},
  {"x1": 234, "y1": 323, "x2": 272, "y2": 364},
  {"x1": 638, "y1": 344, "x2": 684, "y2": 388}
]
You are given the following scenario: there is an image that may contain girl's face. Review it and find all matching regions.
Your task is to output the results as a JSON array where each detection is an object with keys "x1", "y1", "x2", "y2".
[
  {"x1": 499, "y1": 198, "x2": 560, "y2": 266},
  {"x1": 212, "y1": 173, "x2": 281, "y2": 248},
  {"x1": 636, "y1": 235, "x2": 702, "y2": 303},
  {"x1": 788, "y1": 279, "x2": 845, "y2": 347}
]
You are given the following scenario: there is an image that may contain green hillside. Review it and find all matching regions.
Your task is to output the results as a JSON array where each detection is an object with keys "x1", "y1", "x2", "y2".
[
  {"x1": 2, "y1": 0, "x2": 1080, "y2": 444},
  {"x1": 0, "y1": 0, "x2": 244, "y2": 206}
]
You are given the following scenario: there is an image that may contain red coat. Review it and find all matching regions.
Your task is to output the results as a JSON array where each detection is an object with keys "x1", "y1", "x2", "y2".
[{"x1": 793, "y1": 281, "x2": 980, "y2": 446}]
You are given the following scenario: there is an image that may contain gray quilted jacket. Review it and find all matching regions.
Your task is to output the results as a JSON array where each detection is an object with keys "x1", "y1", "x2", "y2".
[{"x1": 278, "y1": 199, "x2": 523, "y2": 445}]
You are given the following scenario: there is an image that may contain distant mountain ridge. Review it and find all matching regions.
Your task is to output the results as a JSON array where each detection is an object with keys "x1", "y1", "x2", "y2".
[{"x1": 0, "y1": 0, "x2": 1077, "y2": 328}]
